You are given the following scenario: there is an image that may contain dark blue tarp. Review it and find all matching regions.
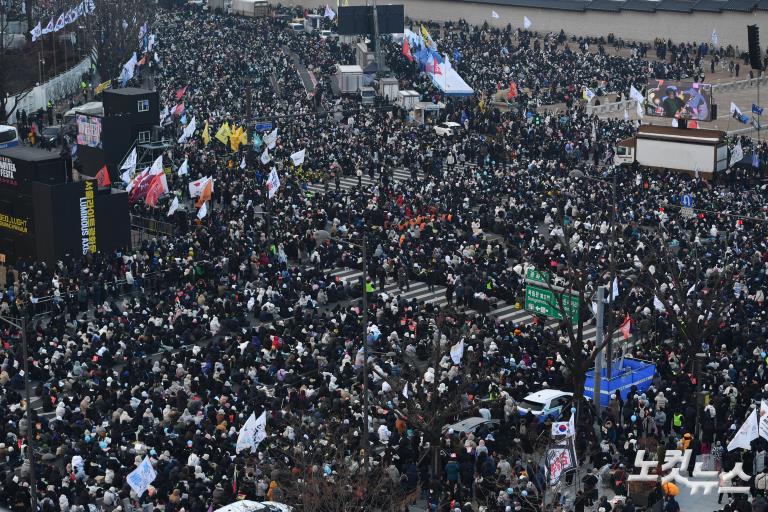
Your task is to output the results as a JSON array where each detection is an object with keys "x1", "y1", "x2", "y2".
[{"x1": 584, "y1": 358, "x2": 656, "y2": 407}]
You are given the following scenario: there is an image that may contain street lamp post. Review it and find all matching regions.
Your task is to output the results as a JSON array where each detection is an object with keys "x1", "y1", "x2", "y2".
[
  {"x1": 315, "y1": 231, "x2": 370, "y2": 472},
  {"x1": 360, "y1": 231, "x2": 370, "y2": 473},
  {"x1": 0, "y1": 313, "x2": 38, "y2": 510}
]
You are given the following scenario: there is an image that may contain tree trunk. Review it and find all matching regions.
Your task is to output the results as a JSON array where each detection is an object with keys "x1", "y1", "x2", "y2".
[
  {"x1": 571, "y1": 363, "x2": 586, "y2": 409},
  {"x1": 25, "y1": 0, "x2": 33, "y2": 34},
  {"x1": 431, "y1": 444, "x2": 440, "y2": 478}
]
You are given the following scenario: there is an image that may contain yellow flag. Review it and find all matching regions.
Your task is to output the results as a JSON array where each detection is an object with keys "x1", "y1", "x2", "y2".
[
  {"x1": 94, "y1": 79, "x2": 112, "y2": 95},
  {"x1": 231, "y1": 125, "x2": 247, "y2": 152},
  {"x1": 420, "y1": 25, "x2": 431, "y2": 47},
  {"x1": 215, "y1": 122, "x2": 231, "y2": 144},
  {"x1": 343, "y1": 0, "x2": 349, "y2": 5},
  {"x1": 202, "y1": 121, "x2": 210, "y2": 146},
  {"x1": 230, "y1": 125, "x2": 239, "y2": 151},
  {"x1": 238, "y1": 126, "x2": 248, "y2": 146}
]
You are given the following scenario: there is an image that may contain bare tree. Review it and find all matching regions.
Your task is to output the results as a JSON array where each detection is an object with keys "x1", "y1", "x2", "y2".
[
  {"x1": 638, "y1": 226, "x2": 740, "y2": 357},
  {"x1": 268, "y1": 420, "x2": 414, "y2": 512},
  {"x1": 90, "y1": 0, "x2": 147, "y2": 81},
  {"x1": 367, "y1": 310, "x2": 495, "y2": 477}
]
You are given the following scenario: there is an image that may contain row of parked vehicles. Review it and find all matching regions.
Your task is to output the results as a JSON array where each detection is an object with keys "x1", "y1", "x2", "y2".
[{"x1": 443, "y1": 389, "x2": 575, "y2": 435}]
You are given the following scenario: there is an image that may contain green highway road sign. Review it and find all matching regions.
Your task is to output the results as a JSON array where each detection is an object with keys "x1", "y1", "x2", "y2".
[{"x1": 524, "y1": 283, "x2": 580, "y2": 323}]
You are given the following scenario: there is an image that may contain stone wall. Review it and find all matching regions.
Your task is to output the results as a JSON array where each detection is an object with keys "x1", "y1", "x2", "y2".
[{"x1": 273, "y1": 0, "x2": 761, "y2": 50}]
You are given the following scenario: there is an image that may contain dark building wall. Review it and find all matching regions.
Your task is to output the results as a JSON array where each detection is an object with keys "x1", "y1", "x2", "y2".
[{"x1": 0, "y1": 148, "x2": 131, "y2": 264}]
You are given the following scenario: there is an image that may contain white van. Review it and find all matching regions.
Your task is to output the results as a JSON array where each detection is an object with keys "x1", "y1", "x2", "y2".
[
  {"x1": 64, "y1": 101, "x2": 103, "y2": 123},
  {"x1": 516, "y1": 389, "x2": 573, "y2": 422}
]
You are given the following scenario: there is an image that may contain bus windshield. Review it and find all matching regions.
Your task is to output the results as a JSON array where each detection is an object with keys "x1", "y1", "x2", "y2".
[{"x1": 0, "y1": 125, "x2": 19, "y2": 148}]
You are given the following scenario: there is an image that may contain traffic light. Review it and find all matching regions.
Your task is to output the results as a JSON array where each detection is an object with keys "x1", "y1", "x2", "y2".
[{"x1": 534, "y1": 114, "x2": 541, "y2": 125}]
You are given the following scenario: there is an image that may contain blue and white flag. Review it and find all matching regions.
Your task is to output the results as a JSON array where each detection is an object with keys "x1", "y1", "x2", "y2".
[
  {"x1": 324, "y1": 4, "x2": 336, "y2": 19},
  {"x1": 753, "y1": 152, "x2": 761, "y2": 168},
  {"x1": 126, "y1": 456, "x2": 157, "y2": 497},
  {"x1": 753, "y1": 104, "x2": 764, "y2": 116},
  {"x1": 711, "y1": 29, "x2": 718, "y2": 46},
  {"x1": 120, "y1": 147, "x2": 137, "y2": 179},
  {"x1": 523, "y1": 16, "x2": 532, "y2": 29},
  {"x1": 167, "y1": 196, "x2": 180, "y2": 217},
  {"x1": 178, "y1": 117, "x2": 197, "y2": 144},
  {"x1": 263, "y1": 128, "x2": 278, "y2": 149},
  {"x1": 252, "y1": 133, "x2": 263, "y2": 150},
  {"x1": 42, "y1": 18, "x2": 54, "y2": 34},
  {"x1": 177, "y1": 158, "x2": 189, "y2": 176},
  {"x1": 54, "y1": 13, "x2": 66, "y2": 31},
  {"x1": 119, "y1": 53, "x2": 138, "y2": 86},
  {"x1": 450, "y1": 339, "x2": 464, "y2": 364},
  {"x1": 236, "y1": 411, "x2": 268, "y2": 453},
  {"x1": 65, "y1": 8, "x2": 78, "y2": 24},
  {"x1": 30, "y1": 22, "x2": 42, "y2": 42},
  {"x1": 290, "y1": 149, "x2": 306, "y2": 167},
  {"x1": 730, "y1": 141, "x2": 744, "y2": 167},
  {"x1": 267, "y1": 168, "x2": 280, "y2": 198}
]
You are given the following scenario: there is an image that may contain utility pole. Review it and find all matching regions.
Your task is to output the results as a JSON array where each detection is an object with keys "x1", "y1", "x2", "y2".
[
  {"x1": 606, "y1": 169, "x2": 618, "y2": 378},
  {"x1": 25, "y1": 0, "x2": 33, "y2": 34},
  {"x1": 1, "y1": 313, "x2": 38, "y2": 509},
  {"x1": 20, "y1": 315, "x2": 37, "y2": 510},
  {"x1": 246, "y1": 86, "x2": 253, "y2": 133},
  {"x1": 360, "y1": 232, "x2": 370, "y2": 473},
  {"x1": 371, "y1": 0, "x2": 382, "y2": 77},
  {"x1": 593, "y1": 285, "x2": 605, "y2": 416}
]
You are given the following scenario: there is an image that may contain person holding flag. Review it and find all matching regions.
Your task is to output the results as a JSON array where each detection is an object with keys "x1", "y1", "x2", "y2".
[
  {"x1": 95, "y1": 165, "x2": 111, "y2": 188},
  {"x1": 215, "y1": 122, "x2": 231, "y2": 144}
]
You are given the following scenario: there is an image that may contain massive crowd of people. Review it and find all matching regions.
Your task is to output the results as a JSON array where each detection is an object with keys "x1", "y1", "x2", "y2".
[{"x1": 1, "y1": 3, "x2": 768, "y2": 512}]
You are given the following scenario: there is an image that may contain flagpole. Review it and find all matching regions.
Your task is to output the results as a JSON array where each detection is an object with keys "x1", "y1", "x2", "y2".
[{"x1": 39, "y1": 30, "x2": 44, "y2": 84}]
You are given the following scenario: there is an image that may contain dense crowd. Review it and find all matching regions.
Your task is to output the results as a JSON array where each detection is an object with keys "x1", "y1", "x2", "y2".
[
  {"x1": 1, "y1": 4, "x2": 768, "y2": 512},
  {"x1": 384, "y1": 21, "x2": 706, "y2": 106}
]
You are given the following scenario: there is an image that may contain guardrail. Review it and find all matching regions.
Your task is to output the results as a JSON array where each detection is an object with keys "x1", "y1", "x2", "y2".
[
  {"x1": 585, "y1": 76, "x2": 768, "y2": 116},
  {"x1": 130, "y1": 214, "x2": 177, "y2": 237}
]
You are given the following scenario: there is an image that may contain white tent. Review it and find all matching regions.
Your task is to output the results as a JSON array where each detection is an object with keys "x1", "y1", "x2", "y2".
[
  {"x1": 430, "y1": 63, "x2": 474, "y2": 97},
  {"x1": 214, "y1": 501, "x2": 293, "y2": 512}
]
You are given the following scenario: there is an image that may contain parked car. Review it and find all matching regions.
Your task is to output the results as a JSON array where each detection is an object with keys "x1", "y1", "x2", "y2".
[
  {"x1": 442, "y1": 417, "x2": 499, "y2": 435},
  {"x1": 41, "y1": 125, "x2": 63, "y2": 146},
  {"x1": 516, "y1": 389, "x2": 573, "y2": 422},
  {"x1": 320, "y1": 29, "x2": 338, "y2": 40},
  {"x1": 434, "y1": 121, "x2": 462, "y2": 137},
  {"x1": 214, "y1": 501, "x2": 293, "y2": 512}
]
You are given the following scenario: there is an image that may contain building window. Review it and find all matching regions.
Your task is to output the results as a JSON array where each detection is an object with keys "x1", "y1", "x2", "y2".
[
  {"x1": 137, "y1": 99, "x2": 149, "y2": 112},
  {"x1": 138, "y1": 131, "x2": 151, "y2": 143}
]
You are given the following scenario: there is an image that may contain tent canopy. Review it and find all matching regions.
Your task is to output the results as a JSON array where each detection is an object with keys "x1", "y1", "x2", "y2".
[{"x1": 429, "y1": 63, "x2": 474, "y2": 97}]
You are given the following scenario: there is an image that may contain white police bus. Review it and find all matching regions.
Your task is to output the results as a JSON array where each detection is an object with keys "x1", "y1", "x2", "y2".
[{"x1": 0, "y1": 125, "x2": 20, "y2": 149}]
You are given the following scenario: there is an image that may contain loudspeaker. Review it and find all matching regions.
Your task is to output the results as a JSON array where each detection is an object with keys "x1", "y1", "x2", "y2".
[{"x1": 748, "y1": 24, "x2": 763, "y2": 71}]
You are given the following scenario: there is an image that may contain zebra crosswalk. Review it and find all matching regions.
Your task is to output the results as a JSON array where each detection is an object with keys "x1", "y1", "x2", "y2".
[
  {"x1": 328, "y1": 267, "x2": 632, "y2": 346},
  {"x1": 303, "y1": 168, "x2": 416, "y2": 195}
]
